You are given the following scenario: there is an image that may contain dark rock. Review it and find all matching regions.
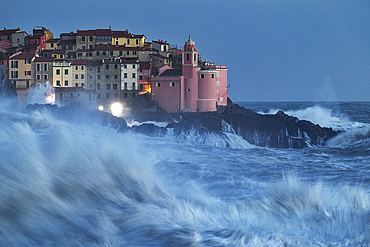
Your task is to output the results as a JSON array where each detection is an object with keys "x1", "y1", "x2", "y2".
[
  {"x1": 168, "y1": 103, "x2": 339, "y2": 148},
  {"x1": 132, "y1": 123, "x2": 166, "y2": 136}
]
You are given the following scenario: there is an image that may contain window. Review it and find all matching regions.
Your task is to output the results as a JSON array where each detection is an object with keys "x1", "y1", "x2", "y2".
[
  {"x1": 44, "y1": 64, "x2": 48, "y2": 71},
  {"x1": 132, "y1": 73, "x2": 135, "y2": 78},
  {"x1": 220, "y1": 97, "x2": 223, "y2": 102},
  {"x1": 64, "y1": 69, "x2": 68, "y2": 75},
  {"x1": 119, "y1": 51, "x2": 122, "y2": 56},
  {"x1": 78, "y1": 53, "x2": 82, "y2": 57},
  {"x1": 115, "y1": 39, "x2": 119, "y2": 45},
  {"x1": 51, "y1": 43, "x2": 54, "y2": 48},
  {"x1": 106, "y1": 84, "x2": 111, "y2": 90},
  {"x1": 68, "y1": 45, "x2": 73, "y2": 50},
  {"x1": 60, "y1": 55, "x2": 64, "y2": 59},
  {"x1": 11, "y1": 71, "x2": 18, "y2": 78},
  {"x1": 82, "y1": 46, "x2": 85, "y2": 49},
  {"x1": 132, "y1": 83, "x2": 135, "y2": 89},
  {"x1": 97, "y1": 93, "x2": 101, "y2": 99},
  {"x1": 44, "y1": 74, "x2": 48, "y2": 80},
  {"x1": 54, "y1": 54, "x2": 57, "y2": 58},
  {"x1": 75, "y1": 75, "x2": 79, "y2": 79},
  {"x1": 25, "y1": 59, "x2": 31, "y2": 64},
  {"x1": 132, "y1": 64, "x2": 135, "y2": 69},
  {"x1": 75, "y1": 83, "x2": 78, "y2": 87},
  {"x1": 105, "y1": 94, "x2": 110, "y2": 98},
  {"x1": 114, "y1": 64, "x2": 118, "y2": 69},
  {"x1": 126, "y1": 51, "x2": 129, "y2": 55},
  {"x1": 103, "y1": 51, "x2": 106, "y2": 56},
  {"x1": 75, "y1": 66, "x2": 78, "y2": 70},
  {"x1": 81, "y1": 74, "x2": 84, "y2": 79},
  {"x1": 26, "y1": 81, "x2": 30, "y2": 88},
  {"x1": 133, "y1": 51, "x2": 137, "y2": 55},
  {"x1": 171, "y1": 82, "x2": 176, "y2": 87},
  {"x1": 212, "y1": 74, "x2": 215, "y2": 78},
  {"x1": 11, "y1": 61, "x2": 18, "y2": 68},
  {"x1": 82, "y1": 36, "x2": 85, "y2": 42},
  {"x1": 97, "y1": 75, "x2": 101, "y2": 80},
  {"x1": 156, "y1": 82, "x2": 161, "y2": 87},
  {"x1": 139, "y1": 75, "x2": 143, "y2": 80},
  {"x1": 217, "y1": 81, "x2": 219, "y2": 86},
  {"x1": 106, "y1": 75, "x2": 109, "y2": 79},
  {"x1": 124, "y1": 82, "x2": 127, "y2": 90},
  {"x1": 56, "y1": 69, "x2": 60, "y2": 75},
  {"x1": 124, "y1": 64, "x2": 127, "y2": 69},
  {"x1": 96, "y1": 51, "x2": 100, "y2": 56},
  {"x1": 36, "y1": 74, "x2": 41, "y2": 80},
  {"x1": 187, "y1": 54, "x2": 189, "y2": 61},
  {"x1": 187, "y1": 88, "x2": 190, "y2": 92},
  {"x1": 97, "y1": 83, "x2": 100, "y2": 90},
  {"x1": 42, "y1": 40, "x2": 45, "y2": 45},
  {"x1": 25, "y1": 71, "x2": 31, "y2": 76},
  {"x1": 65, "y1": 80, "x2": 68, "y2": 86},
  {"x1": 200, "y1": 74, "x2": 204, "y2": 79},
  {"x1": 81, "y1": 83, "x2": 84, "y2": 88},
  {"x1": 110, "y1": 51, "x2": 113, "y2": 56},
  {"x1": 57, "y1": 80, "x2": 61, "y2": 86},
  {"x1": 136, "y1": 39, "x2": 139, "y2": 45},
  {"x1": 106, "y1": 64, "x2": 109, "y2": 69},
  {"x1": 36, "y1": 63, "x2": 40, "y2": 71},
  {"x1": 127, "y1": 39, "x2": 130, "y2": 45},
  {"x1": 97, "y1": 67, "x2": 100, "y2": 73},
  {"x1": 81, "y1": 66, "x2": 84, "y2": 70},
  {"x1": 113, "y1": 84, "x2": 117, "y2": 90},
  {"x1": 114, "y1": 75, "x2": 118, "y2": 79},
  {"x1": 124, "y1": 73, "x2": 127, "y2": 78},
  {"x1": 89, "y1": 36, "x2": 93, "y2": 41}
]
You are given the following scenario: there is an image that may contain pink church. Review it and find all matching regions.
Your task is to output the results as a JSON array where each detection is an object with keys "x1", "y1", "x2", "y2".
[{"x1": 151, "y1": 37, "x2": 228, "y2": 113}]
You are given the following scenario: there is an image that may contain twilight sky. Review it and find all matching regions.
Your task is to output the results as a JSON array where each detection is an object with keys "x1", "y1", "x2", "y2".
[{"x1": 2, "y1": 0, "x2": 369, "y2": 101}]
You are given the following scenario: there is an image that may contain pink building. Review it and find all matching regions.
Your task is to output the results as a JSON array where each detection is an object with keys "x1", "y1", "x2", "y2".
[{"x1": 151, "y1": 37, "x2": 228, "y2": 113}]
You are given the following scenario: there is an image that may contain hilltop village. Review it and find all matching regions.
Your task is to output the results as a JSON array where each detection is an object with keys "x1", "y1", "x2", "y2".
[{"x1": 0, "y1": 27, "x2": 228, "y2": 115}]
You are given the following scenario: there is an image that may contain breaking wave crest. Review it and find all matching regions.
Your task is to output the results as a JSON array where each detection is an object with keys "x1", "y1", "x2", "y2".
[{"x1": 260, "y1": 105, "x2": 362, "y2": 131}]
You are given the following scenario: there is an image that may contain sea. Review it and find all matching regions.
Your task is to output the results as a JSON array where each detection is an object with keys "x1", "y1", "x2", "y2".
[{"x1": 2, "y1": 99, "x2": 370, "y2": 246}]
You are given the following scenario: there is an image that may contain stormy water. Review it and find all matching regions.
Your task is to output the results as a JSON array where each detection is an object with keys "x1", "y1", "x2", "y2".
[{"x1": 2, "y1": 99, "x2": 370, "y2": 246}]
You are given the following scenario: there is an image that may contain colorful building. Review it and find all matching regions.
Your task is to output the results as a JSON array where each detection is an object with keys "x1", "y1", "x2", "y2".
[{"x1": 151, "y1": 37, "x2": 228, "y2": 113}]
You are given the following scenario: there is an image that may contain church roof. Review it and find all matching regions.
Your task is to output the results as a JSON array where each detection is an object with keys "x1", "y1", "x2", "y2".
[
  {"x1": 185, "y1": 36, "x2": 195, "y2": 46},
  {"x1": 159, "y1": 69, "x2": 182, "y2": 77}
]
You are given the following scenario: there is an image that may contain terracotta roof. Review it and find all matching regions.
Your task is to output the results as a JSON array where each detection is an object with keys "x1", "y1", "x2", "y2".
[
  {"x1": 58, "y1": 40, "x2": 76, "y2": 45},
  {"x1": 153, "y1": 40, "x2": 169, "y2": 45},
  {"x1": 76, "y1": 48, "x2": 93, "y2": 52},
  {"x1": 46, "y1": 38, "x2": 60, "y2": 43},
  {"x1": 111, "y1": 30, "x2": 130, "y2": 38},
  {"x1": 76, "y1": 30, "x2": 95, "y2": 36},
  {"x1": 60, "y1": 32, "x2": 76, "y2": 37},
  {"x1": 96, "y1": 29, "x2": 112, "y2": 36},
  {"x1": 132, "y1": 34, "x2": 145, "y2": 39},
  {"x1": 10, "y1": 51, "x2": 36, "y2": 60},
  {"x1": 72, "y1": 59, "x2": 89, "y2": 65},
  {"x1": 159, "y1": 69, "x2": 182, "y2": 77},
  {"x1": 0, "y1": 28, "x2": 21, "y2": 36},
  {"x1": 52, "y1": 49, "x2": 66, "y2": 54},
  {"x1": 151, "y1": 53, "x2": 168, "y2": 59},
  {"x1": 33, "y1": 56, "x2": 55, "y2": 62}
]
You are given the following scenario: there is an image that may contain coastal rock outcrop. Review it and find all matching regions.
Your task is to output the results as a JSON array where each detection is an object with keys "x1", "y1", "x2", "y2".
[
  {"x1": 25, "y1": 103, "x2": 339, "y2": 149},
  {"x1": 167, "y1": 103, "x2": 339, "y2": 148}
]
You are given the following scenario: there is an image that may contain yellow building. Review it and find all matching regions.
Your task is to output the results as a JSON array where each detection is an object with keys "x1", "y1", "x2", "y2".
[
  {"x1": 53, "y1": 61, "x2": 72, "y2": 87},
  {"x1": 71, "y1": 60, "x2": 88, "y2": 88},
  {"x1": 8, "y1": 51, "x2": 37, "y2": 103},
  {"x1": 45, "y1": 38, "x2": 59, "y2": 50},
  {"x1": 111, "y1": 30, "x2": 146, "y2": 47}
]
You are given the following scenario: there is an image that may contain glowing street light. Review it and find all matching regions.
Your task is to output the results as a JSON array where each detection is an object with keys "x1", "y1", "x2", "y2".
[
  {"x1": 98, "y1": 105, "x2": 104, "y2": 111},
  {"x1": 111, "y1": 102, "x2": 123, "y2": 116}
]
